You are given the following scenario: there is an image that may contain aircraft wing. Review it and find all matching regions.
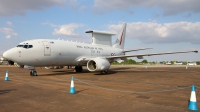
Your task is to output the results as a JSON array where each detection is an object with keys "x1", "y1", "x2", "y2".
[
  {"x1": 76, "y1": 50, "x2": 198, "y2": 64},
  {"x1": 123, "y1": 48, "x2": 152, "y2": 53},
  {"x1": 106, "y1": 50, "x2": 198, "y2": 59}
]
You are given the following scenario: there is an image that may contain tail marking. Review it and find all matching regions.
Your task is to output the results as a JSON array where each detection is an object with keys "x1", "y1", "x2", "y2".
[{"x1": 119, "y1": 32, "x2": 124, "y2": 45}]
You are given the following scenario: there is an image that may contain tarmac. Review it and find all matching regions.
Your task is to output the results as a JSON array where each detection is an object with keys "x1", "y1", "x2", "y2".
[{"x1": 0, "y1": 65, "x2": 200, "y2": 112}]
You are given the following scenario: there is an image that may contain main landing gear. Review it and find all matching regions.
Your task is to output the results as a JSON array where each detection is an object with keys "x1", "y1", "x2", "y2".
[
  {"x1": 74, "y1": 66, "x2": 83, "y2": 72},
  {"x1": 100, "y1": 70, "x2": 108, "y2": 74},
  {"x1": 30, "y1": 70, "x2": 37, "y2": 76}
]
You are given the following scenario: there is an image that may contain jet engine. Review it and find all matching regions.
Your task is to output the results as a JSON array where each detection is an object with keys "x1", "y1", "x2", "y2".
[{"x1": 87, "y1": 58, "x2": 110, "y2": 72}]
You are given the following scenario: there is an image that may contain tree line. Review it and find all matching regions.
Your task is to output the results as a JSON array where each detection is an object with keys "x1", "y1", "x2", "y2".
[{"x1": 111, "y1": 59, "x2": 200, "y2": 65}]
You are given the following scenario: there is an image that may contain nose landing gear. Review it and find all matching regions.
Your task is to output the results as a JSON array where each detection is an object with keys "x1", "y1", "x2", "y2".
[
  {"x1": 74, "y1": 66, "x2": 83, "y2": 72},
  {"x1": 30, "y1": 70, "x2": 37, "y2": 76},
  {"x1": 23, "y1": 65, "x2": 37, "y2": 76}
]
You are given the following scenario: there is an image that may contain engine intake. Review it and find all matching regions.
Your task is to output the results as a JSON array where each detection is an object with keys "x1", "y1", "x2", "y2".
[{"x1": 87, "y1": 58, "x2": 110, "y2": 72}]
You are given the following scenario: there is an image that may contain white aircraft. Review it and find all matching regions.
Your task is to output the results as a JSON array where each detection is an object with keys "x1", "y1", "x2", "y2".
[{"x1": 3, "y1": 23, "x2": 198, "y2": 76}]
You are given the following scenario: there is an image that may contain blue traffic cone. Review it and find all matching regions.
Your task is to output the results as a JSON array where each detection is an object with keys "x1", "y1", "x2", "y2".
[
  {"x1": 69, "y1": 76, "x2": 76, "y2": 94},
  {"x1": 4, "y1": 70, "x2": 9, "y2": 81},
  {"x1": 188, "y1": 85, "x2": 198, "y2": 111}
]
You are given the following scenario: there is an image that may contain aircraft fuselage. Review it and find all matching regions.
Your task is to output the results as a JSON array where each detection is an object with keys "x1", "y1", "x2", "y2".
[{"x1": 3, "y1": 39, "x2": 123, "y2": 66}]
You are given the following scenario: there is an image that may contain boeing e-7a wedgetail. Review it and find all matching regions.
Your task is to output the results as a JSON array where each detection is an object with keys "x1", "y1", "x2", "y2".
[{"x1": 3, "y1": 23, "x2": 198, "y2": 76}]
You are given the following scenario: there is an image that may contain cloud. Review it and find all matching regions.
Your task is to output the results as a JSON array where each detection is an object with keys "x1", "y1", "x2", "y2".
[
  {"x1": 0, "y1": 0, "x2": 67, "y2": 17},
  {"x1": 53, "y1": 23, "x2": 84, "y2": 37},
  {"x1": 108, "y1": 22, "x2": 200, "y2": 44},
  {"x1": 0, "y1": 27, "x2": 18, "y2": 39},
  {"x1": 66, "y1": 0, "x2": 78, "y2": 10},
  {"x1": 42, "y1": 21, "x2": 57, "y2": 28},
  {"x1": 6, "y1": 21, "x2": 12, "y2": 26},
  {"x1": 93, "y1": 0, "x2": 200, "y2": 16},
  {"x1": 6, "y1": 35, "x2": 11, "y2": 39},
  {"x1": 80, "y1": 5, "x2": 87, "y2": 10}
]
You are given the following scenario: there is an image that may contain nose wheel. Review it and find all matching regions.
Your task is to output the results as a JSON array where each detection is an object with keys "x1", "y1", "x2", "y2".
[{"x1": 30, "y1": 70, "x2": 37, "y2": 76}]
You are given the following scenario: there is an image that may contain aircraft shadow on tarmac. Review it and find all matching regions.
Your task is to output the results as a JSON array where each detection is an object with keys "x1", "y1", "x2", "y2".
[
  {"x1": 94, "y1": 71, "x2": 117, "y2": 75},
  {"x1": 0, "y1": 89, "x2": 17, "y2": 95},
  {"x1": 36, "y1": 69, "x2": 170, "y2": 76},
  {"x1": 37, "y1": 67, "x2": 131, "y2": 76},
  {"x1": 37, "y1": 69, "x2": 118, "y2": 76},
  {"x1": 110, "y1": 67, "x2": 131, "y2": 70},
  {"x1": 38, "y1": 70, "x2": 91, "y2": 76},
  {"x1": 92, "y1": 67, "x2": 131, "y2": 75}
]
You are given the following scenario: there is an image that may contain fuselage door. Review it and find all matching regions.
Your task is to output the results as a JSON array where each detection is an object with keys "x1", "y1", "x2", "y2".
[{"x1": 42, "y1": 41, "x2": 51, "y2": 56}]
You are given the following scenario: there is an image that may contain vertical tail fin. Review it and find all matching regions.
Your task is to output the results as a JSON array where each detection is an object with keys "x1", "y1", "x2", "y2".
[{"x1": 113, "y1": 23, "x2": 126, "y2": 49}]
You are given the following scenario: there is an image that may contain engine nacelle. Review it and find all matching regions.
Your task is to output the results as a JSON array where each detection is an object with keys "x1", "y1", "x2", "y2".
[
  {"x1": 87, "y1": 58, "x2": 110, "y2": 72},
  {"x1": 137, "y1": 56, "x2": 143, "y2": 59}
]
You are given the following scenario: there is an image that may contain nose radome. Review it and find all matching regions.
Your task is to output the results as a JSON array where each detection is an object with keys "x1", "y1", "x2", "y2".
[
  {"x1": 3, "y1": 51, "x2": 9, "y2": 59},
  {"x1": 3, "y1": 49, "x2": 15, "y2": 60}
]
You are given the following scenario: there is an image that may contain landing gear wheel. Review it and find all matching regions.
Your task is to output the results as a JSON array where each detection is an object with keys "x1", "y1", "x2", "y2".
[
  {"x1": 100, "y1": 70, "x2": 108, "y2": 74},
  {"x1": 79, "y1": 66, "x2": 83, "y2": 72},
  {"x1": 33, "y1": 71, "x2": 37, "y2": 76},
  {"x1": 104, "y1": 70, "x2": 108, "y2": 73},
  {"x1": 30, "y1": 71, "x2": 37, "y2": 76},
  {"x1": 75, "y1": 66, "x2": 83, "y2": 72}
]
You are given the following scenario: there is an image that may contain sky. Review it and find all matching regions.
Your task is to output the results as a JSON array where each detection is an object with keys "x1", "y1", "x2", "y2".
[{"x1": 0, "y1": 0, "x2": 200, "y2": 62}]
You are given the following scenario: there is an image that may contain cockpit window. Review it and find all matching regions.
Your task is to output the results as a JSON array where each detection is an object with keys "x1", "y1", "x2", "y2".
[
  {"x1": 23, "y1": 45, "x2": 28, "y2": 48},
  {"x1": 17, "y1": 44, "x2": 33, "y2": 49},
  {"x1": 17, "y1": 45, "x2": 24, "y2": 47},
  {"x1": 29, "y1": 45, "x2": 33, "y2": 48}
]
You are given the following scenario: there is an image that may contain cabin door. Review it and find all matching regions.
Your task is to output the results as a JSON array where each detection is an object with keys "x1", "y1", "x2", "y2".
[{"x1": 42, "y1": 41, "x2": 51, "y2": 56}]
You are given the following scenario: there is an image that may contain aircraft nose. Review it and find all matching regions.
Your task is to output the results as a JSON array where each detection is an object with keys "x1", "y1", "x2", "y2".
[
  {"x1": 3, "y1": 49, "x2": 16, "y2": 60},
  {"x1": 3, "y1": 50, "x2": 10, "y2": 59}
]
